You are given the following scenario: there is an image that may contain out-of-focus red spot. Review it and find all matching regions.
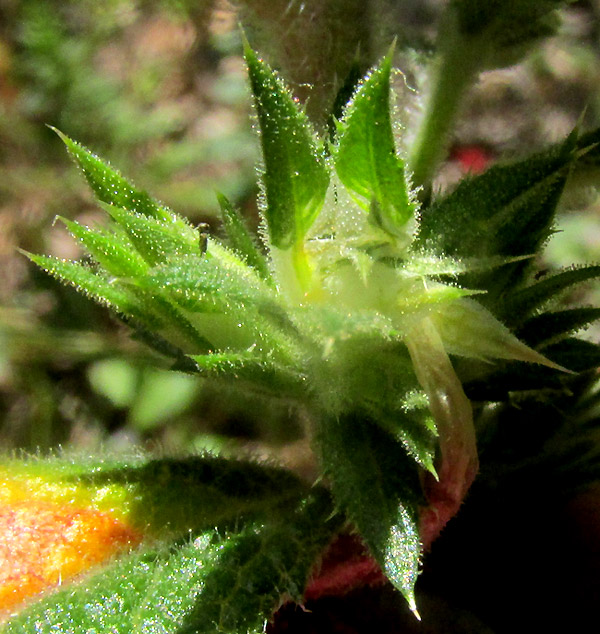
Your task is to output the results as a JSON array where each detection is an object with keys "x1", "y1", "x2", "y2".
[
  {"x1": 0, "y1": 501, "x2": 141, "y2": 614},
  {"x1": 450, "y1": 144, "x2": 492, "y2": 174}
]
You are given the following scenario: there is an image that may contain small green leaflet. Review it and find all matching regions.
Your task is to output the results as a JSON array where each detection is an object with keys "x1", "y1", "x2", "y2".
[
  {"x1": 244, "y1": 39, "x2": 330, "y2": 250},
  {"x1": 334, "y1": 48, "x2": 415, "y2": 234}
]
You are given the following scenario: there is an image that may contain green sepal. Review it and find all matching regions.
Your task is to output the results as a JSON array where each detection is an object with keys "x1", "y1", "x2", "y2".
[
  {"x1": 57, "y1": 217, "x2": 149, "y2": 277},
  {"x1": 334, "y1": 48, "x2": 415, "y2": 234},
  {"x1": 21, "y1": 252, "x2": 153, "y2": 324},
  {"x1": 136, "y1": 253, "x2": 275, "y2": 311},
  {"x1": 315, "y1": 412, "x2": 422, "y2": 615},
  {"x1": 244, "y1": 40, "x2": 330, "y2": 249},
  {"x1": 500, "y1": 265, "x2": 600, "y2": 325},
  {"x1": 183, "y1": 352, "x2": 309, "y2": 401},
  {"x1": 464, "y1": 338, "x2": 600, "y2": 401},
  {"x1": 103, "y1": 204, "x2": 200, "y2": 266},
  {"x1": 216, "y1": 193, "x2": 271, "y2": 281},
  {"x1": 516, "y1": 307, "x2": 600, "y2": 347},
  {"x1": 51, "y1": 127, "x2": 173, "y2": 223}
]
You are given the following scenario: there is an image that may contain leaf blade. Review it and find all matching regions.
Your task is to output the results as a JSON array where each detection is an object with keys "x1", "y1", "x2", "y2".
[
  {"x1": 334, "y1": 50, "x2": 414, "y2": 233},
  {"x1": 244, "y1": 41, "x2": 330, "y2": 249}
]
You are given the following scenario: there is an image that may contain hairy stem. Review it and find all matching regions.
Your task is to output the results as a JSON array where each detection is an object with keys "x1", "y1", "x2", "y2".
[{"x1": 408, "y1": 12, "x2": 483, "y2": 194}]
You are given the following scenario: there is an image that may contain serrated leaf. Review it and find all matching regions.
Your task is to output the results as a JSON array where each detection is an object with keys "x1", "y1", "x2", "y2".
[
  {"x1": 516, "y1": 307, "x2": 600, "y2": 347},
  {"x1": 52, "y1": 127, "x2": 173, "y2": 223},
  {"x1": 58, "y1": 217, "x2": 149, "y2": 277},
  {"x1": 104, "y1": 204, "x2": 200, "y2": 266},
  {"x1": 217, "y1": 193, "x2": 271, "y2": 281},
  {"x1": 315, "y1": 413, "x2": 422, "y2": 614},
  {"x1": 244, "y1": 42, "x2": 330, "y2": 249},
  {"x1": 177, "y1": 488, "x2": 340, "y2": 633},
  {"x1": 334, "y1": 50, "x2": 414, "y2": 234},
  {"x1": 417, "y1": 137, "x2": 575, "y2": 295}
]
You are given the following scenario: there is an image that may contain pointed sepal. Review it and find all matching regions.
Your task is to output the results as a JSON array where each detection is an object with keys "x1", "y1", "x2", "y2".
[
  {"x1": 243, "y1": 40, "x2": 330, "y2": 249},
  {"x1": 334, "y1": 47, "x2": 415, "y2": 235}
]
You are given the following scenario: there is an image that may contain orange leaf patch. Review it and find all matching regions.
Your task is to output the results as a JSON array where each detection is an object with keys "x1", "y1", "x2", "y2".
[{"x1": 0, "y1": 500, "x2": 141, "y2": 615}]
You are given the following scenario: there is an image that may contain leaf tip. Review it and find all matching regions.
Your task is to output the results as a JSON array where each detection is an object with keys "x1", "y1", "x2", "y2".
[
  {"x1": 407, "y1": 592, "x2": 421, "y2": 620},
  {"x1": 46, "y1": 124, "x2": 71, "y2": 147}
]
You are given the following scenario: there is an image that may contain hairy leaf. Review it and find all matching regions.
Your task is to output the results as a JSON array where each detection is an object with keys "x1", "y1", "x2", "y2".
[
  {"x1": 417, "y1": 137, "x2": 575, "y2": 296},
  {"x1": 464, "y1": 338, "x2": 600, "y2": 400},
  {"x1": 244, "y1": 40, "x2": 329, "y2": 249},
  {"x1": 22, "y1": 253, "x2": 153, "y2": 324},
  {"x1": 58, "y1": 217, "x2": 149, "y2": 277},
  {"x1": 516, "y1": 307, "x2": 600, "y2": 347},
  {"x1": 315, "y1": 413, "x2": 422, "y2": 615},
  {"x1": 500, "y1": 265, "x2": 600, "y2": 324},
  {"x1": 139, "y1": 252, "x2": 274, "y2": 311},
  {"x1": 104, "y1": 204, "x2": 200, "y2": 266},
  {"x1": 3, "y1": 488, "x2": 339, "y2": 634},
  {"x1": 53, "y1": 128, "x2": 174, "y2": 223},
  {"x1": 183, "y1": 352, "x2": 308, "y2": 401},
  {"x1": 217, "y1": 193, "x2": 271, "y2": 281},
  {"x1": 334, "y1": 49, "x2": 414, "y2": 234}
]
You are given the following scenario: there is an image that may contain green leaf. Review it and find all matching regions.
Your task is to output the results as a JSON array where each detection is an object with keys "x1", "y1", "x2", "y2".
[
  {"x1": 129, "y1": 288, "x2": 214, "y2": 354},
  {"x1": 52, "y1": 127, "x2": 173, "y2": 223},
  {"x1": 372, "y1": 406, "x2": 438, "y2": 477},
  {"x1": 516, "y1": 308, "x2": 600, "y2": 347},
  {"x1": 500, "y1": 265, "x2": 600, "y2": 324},
  {"x1": 244, "y1": 41, "x2": 330, "y2": 249},
  {"x1": 464, "y1": 338, "x2": 600, "y2": 400},
  {"x1": 3, "y1": 482, "x2": 339, "y2": 634},
  {"x1": 104, "y1": 204, "x2": 200, "y2": 266},
  {"x1": 417, "y1": 137, "x2": 575, "y2": 296},
  {"x1": 22, "y1": 252, "x2": 153, "y2": 324},
  {"x1": 137, "y1": 251, "x2": 276, "y2": 312},
  {"x1": 183, "y1": 352, "x2": 308, "y2": 401},
  {"x1": 315, "y1": 412, "x2": 422, "y2": 615},
  {"x1": 334, "y1": 49, "x2": 415, "y2": 234},
  {"x1": 217, "y1": 193, "x2": 271, "y2": 281},
  {"x1": 58, "y1": 217, "x2": 149, "y2": 277},
  {"x1": 73, "y1": 455, "x2": 306, "y2": 533}
]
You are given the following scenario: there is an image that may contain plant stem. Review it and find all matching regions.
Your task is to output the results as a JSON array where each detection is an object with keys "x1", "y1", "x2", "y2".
[{"x1": 408, "y1": 17, "x2": 484, "y2": 195}]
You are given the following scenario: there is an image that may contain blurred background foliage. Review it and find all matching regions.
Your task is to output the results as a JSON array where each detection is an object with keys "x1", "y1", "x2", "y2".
[{"x1": 0, "y1": 0, "x2": 599, "y2": 459}]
